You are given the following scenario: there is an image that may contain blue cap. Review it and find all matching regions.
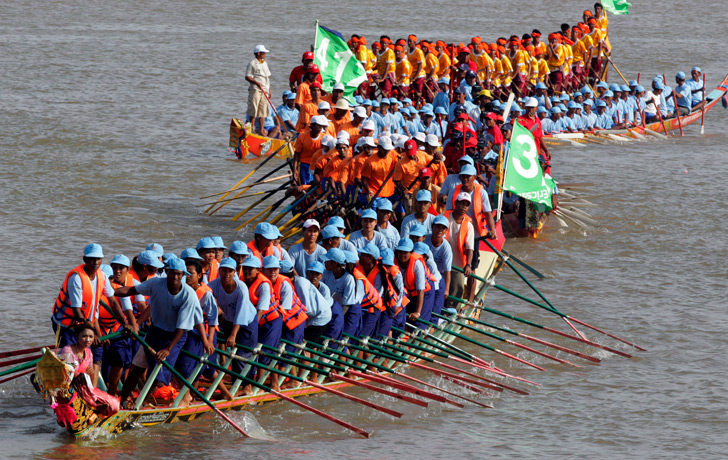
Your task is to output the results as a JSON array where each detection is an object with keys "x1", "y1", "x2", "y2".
[
  {"x1": 604, "y1": 90, "x2": 614, "y2": 98},
  {"x1": 433, "y1": 215, "x2": 449, "y2": 227},
  {"x1": 362, "y1": 99, "x2": 372, "y2": 106},
  {"x1": 582, "y1": 85, "x2": 593, "y2": 94},
  {"x1": 371, "y1": 100, "x2": 380, "y2": 108},
  {"x1": 287, "y1": 92, "x2": 296, "y2": 100},
  {"x1": 636, "y1": 85, "x2": 645, "y2": 92},
  {"x1": 138, "y1": 250, "x2": 164, "y2": 268},
  {"x1": 219, "y1": 257, "x2": 237, "y2": 271},
  {"x1": 197, "y1": 237, "x2": 216, "y2": 250},
  {"x1": 595, "y1": 99, "x2": 607, "y2": 107},
  {"x1": 596, "y1": 81, "x2": 609, "y2": 89},
  {"x1": 211, "y1": 236, "x2": 226, "y2": 248},
  {"x1": 676, "y1": 71, "x2": 686, "y2": 80},
  {"x1": 609, "y1": 83, "x2": 620, "y2": 92},
  {"x1": 416, "y1": 190, "x2": 432, "y2": 202},
  {"x1": 146, "y1": 243, "x2": 164, "y2": 256},
  {"x1": 361, "y1": 208, "x2": 377, "y2": 220},
  {"x1": 654, "y1": 81, "x2": 665, "y2": 90},
  {"x1": 402, "y1": 98, "x2": 412, "y2": 105},
  {"x1": 654, "y1": 75, "x2": 664, "y2": 82},
  {"x1": 454, "y1": 86, "x2": 466, "y2": 94},
  {"x1": 280, "y1": 259, "x2": 294, "y2": 274},
  {"x1": 692, "y1": 66, "x2": 701, "y2": 73},
  {"x1": 328, "y1": 216, "x2": 346, "y2": 229},
  {"x1": 558, "y1": 103, "x2": 567, "y2": 111},
  {"x1": 388, "y1": 97, "x2": 399, "y2": 105},
  {"x1": 167, "y1": 257, "x2": 191, "y2": 275},
  {"x1": 560, "y1": 93, "x2": 570, "y2": 101},
  {"x1": 511, "y1": 105, "x2": 522, "y2": 113},
  {"x1": 344, "y1": 251, "x2": 359, "y2": 264},
  {"x1": 567, "y1": 101, "x2": 577, "y2": 109},
  {"x1": 111, "y1": 254, "x2": 130, "y2": 267},
  {"x1": 283, "y1": 90, "x2": 292, "y2": 98},
  {"x1": 322, "y1": 225, "x2": 342, "y2": 239},
  {"x1": 535, "y1": 81, "x2": 547, "y2": 90},
  {"x1": 307, "y1": 261, "x2": 324, "y2": 274},
  {"x1": 413, "y1": 242, "x2": 431, "y2": 256},
  {"x1": 409, "y1": 224, "x2": 427, "y2": 237},
  {"x1": 583, "y1": 99, "x2": 594, "y2": 106},
  {"x1": 550, "y1": 107, "x2": 562, "y2": 114},
  {"x1": 262, "y1": 255, "x2": 280, "y2": 269},
  {"x1": 229, "y1": 241, "x2": 249, "y2": 255},
  {"x1": 628, "y1": 80, "x2": 638, "y2": 87},
  {"x1": 435, "y1": 107, "x2": 447, "y2": 115},
  {"x1": 162, "y1": 252, "x2": 177, "y2": 264},
  {"x1": 619, "y1": 84, "x2": 630, "y2": 92},
  {"x1": 421, "y1": 109, "x2": 434, "y2": 117},
  {"x1": 181, "y1": 248, "x2": 203, "y2": 260},
  {"x1": 395, "y1": 238, "x2": 414, "y2": 252},
  {"x1": 459, "y1": 164, "x2": 477, "y2": 176},
  {"x1": 574, "y1": 91, "x2": 582, "y2": 98},
  {"x1": 375, "y1": 198, "x2": 393, "y2": 212},
  {"x1": 322, "y1": 247, "x2": 346, "y2": 264},
  {"x1": 458, "y1": 155, "x2": 474, "y2": 165},
  {"x1": 242, "y1": 257, "x2": 262, "y2": 268},
  {"x1": 100, "y1": 264, "x2": 113, "y2": 278},
  {"x1": 381, "y1": 248, "x2": 395, "y2": 265},
  {"x1": 254, "y1": 222, "x2": 279, "y2": 240},
  {"x1": 439, "y1": 77, "x2": 450, "y2": 85},
  {"x1": 354, "y1": 95, "x2": 364, "y2": 104},
  {"x1": 358, "y1": 242, "x2": 381, "y2": 260},
  {"x1": 550, "y1": 96, "x2": 560, "y2": 103},
  {"x1": 537, "y1": 106, "x2": 549, "y2": 113},
  {"x1": 84, "y1": 243, "x2": 104, "y2": 258}
]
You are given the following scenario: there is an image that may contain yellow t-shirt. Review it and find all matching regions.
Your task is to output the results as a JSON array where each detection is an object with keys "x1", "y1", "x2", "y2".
[
  {"x1": 561, "y1": 44, "x2": 573, "y2": 75},
  {"x1": 472, "y1": 51, "x2": 493, "y2": 81},
  {"x1": 508, "y1": 49, "x2": 529, "y2": 76},
  {"x1": 546, "y1": 44, "x2": 565, "y2": 70},
  {"x1": 395, "y1": 58, "x2": 413, "y2": 85},
  {"x1": 424, "y1": 52, "x2": 439, "y2": 77},
  {"x1": 572, "y1": 39, "x2": 587, "y2": 65},
  {"x1": 376, "y1": 48, "x2": 396, "y2": 76},
  {"x1": 500, "y1": 55, "x2": 513, "y2": 85},
  {"x1": 407, "y1": 47, "x2": 426, "y2": 79},
  {"x1": 437, "y1": 52, "x2": 451, "y2": 78}
]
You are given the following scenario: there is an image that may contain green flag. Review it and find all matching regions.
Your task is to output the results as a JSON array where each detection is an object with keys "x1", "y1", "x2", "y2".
[
  {"x1": 502, "y1": 121, "x2": 555, "y2": 211},
  {"x1": 313, "y1": 23, "x2": 367, "y2": 100},
  {"x1": 602, "y1": 0, "x2": 631, "y2": 15}
]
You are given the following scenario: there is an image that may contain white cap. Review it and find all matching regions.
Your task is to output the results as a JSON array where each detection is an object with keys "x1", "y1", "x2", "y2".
[
  {"x1": 254, "y1": 44, "x2": 270, "y2": 54},
  {"x1": 425, "y1": 134, "x2": 441, "y2": 147},
  {"x1": 525, "y1": 97, "x2": 538, "y2": 108},
  {"x1": 336, "y1": 136, "x2": 350, "y2": 146},
  {"x1": 303, "y1": 219, "x2": 320, "y2": 229},
  {"x1": 333, "y1": 82, "x2": 345, "y2": 91},
  {"x1": 318, "y1": 101, "x2": 331, "y2": 110},
  {"x1": 355, "y1": 137, "x2": 367, "y2": 150},
  {"x1": 310, "y1": 115, "x2": 329, "y2": 127},
  {"x1": 336, "y1": 130, "x2": 350, "y2": 140},
  {"x1": 333, "y1": 99, "x2": 351, "y2": 111},
  {"x1": 323, "y1": 137, "x2": 337, "y2": 149},
  {"x1": 321, "y1": 134, "x2": 334, "y2": 146},
  {"x1": 378, "y1": 136, "x2": 393, "y2": 150},
  {"x1": 413, "y1": 132, "x2": 427, "y2": 143},
  {"x1": 363, "y1": 136, "x2": 377, "y2": 147},
  {"x1": 353, "y1": 106, "x2": 367, "y2": 118},
  {"x1": 395, "y1": 137, "x2": 407, "y2": 149},
  {"x1": 361, "y1": 119, "x2": 375, "y2": 131},
  {"x1": 456, "y1": 191, "x2": 472, "y2": 203}
]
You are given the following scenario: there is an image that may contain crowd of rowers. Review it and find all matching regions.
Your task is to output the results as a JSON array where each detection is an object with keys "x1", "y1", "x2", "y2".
[{"x1": 51, "y1": 188, "x2": 495, "y2": 406}]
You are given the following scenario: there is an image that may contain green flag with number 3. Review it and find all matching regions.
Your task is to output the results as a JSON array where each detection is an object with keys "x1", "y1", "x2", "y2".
[
  {"x1": 502, "y1": 121, "x2": 555, "y2": 211},
  {"x1": 314, "y1": 23, "x2": 368, "y2": 100}
]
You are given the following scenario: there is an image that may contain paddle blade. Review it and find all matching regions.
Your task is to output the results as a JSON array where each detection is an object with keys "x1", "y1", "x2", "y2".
[{"x1": 480, "y1": 217, "x2": 506, "y2": 253}]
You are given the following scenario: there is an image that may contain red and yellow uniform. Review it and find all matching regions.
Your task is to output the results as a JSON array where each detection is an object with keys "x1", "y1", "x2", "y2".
[
  {"x1": 508, "y1": 49, "x2": 530, "y2": 77},
  {"x1": 499, "y1": 54, "x2": 514, "y2": 86},
  {"x1": 424, "y1": 51, "x2": 439, "y2": 78}
]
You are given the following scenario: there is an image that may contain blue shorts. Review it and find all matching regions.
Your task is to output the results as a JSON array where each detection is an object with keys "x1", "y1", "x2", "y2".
[
  {"x1": 282, "y1": 322, "x2": 305, "y2": 356},
  {"x1": 342, "y1": 302, "x2": 362, "y2": 338},
  {"x1": 323, "y1": 300, "x2": 345, "y2": 343},
  {"x1": 360, "y1": 308, "x2": 382, "y2": 338},
  {"x1": 432, "y1": 276, "x2": 447, "y2": 317},
  {"x1": 375, "y1": 308, "x2": 395, "y2": 338},
  {"x1": 143, "y1": 325, "x2": 188, "y2": 386},
  {"x1": 51, "y1": 322, "x2": 77, "y2": 349},
  {"x1": 103, "y1": 336, "x2": 132, "y2": 368},
  {"x1": 176, "y1": 332, "x2": 204, "y2": 381},
  {"x1": 257, "y1": 315, "x2": 283, "y2": 365},
  {"x1": 300, "y1": 163, "x2": 313, "y2": 185},
  {"x1": 221, "y1": 320, "x2": 257, "y2": 377}
]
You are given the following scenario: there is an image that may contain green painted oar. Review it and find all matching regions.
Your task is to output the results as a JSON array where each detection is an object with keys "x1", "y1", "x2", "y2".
[
  {"x1": 432, "y1": 312, "x2": 579, "y2": 367},
  {"x1": 179, "y1": 348, "x2": 370, "y2": 438},
  {"x1": 413, "y1": 319, "x2": 547, "y2": 371},
  {"x1": 447, "y1": 295, "x2": 632, "y2": 358},
  {"x1": 129, "y1": 331, "x2": 255, "y2": 439}
]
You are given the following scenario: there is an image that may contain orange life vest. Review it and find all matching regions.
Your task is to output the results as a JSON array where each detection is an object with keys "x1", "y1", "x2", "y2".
[
  {"x1": 52, "y1": 265, "x2": 104, "y2": 328},
  {"x1": 247, "y1": 241, "x2": 277, "y2": 263},
  {"x1": 402, "y1": 254, "x2": 434, "y2": 298},
  {"x1": 352, "y1": 267, "x2": 385, "y2": 314},
  {"x1": 204, "y1": 259, "x2": 219, "y2": 282},
  {"x1": 362, "y1": 264, "x2": 399, "y2": 312},
  {"x1": 97, "y1": 296, "x2": 122, "y2": 336},
  {"x1": 451, "y1": 183, "x2": 489, "y2": 235},
  {"x1": 273, "y1": 275, "x2": 309, "y2": 330},
  {"x1": 249, "y1": 272, "x2": 281, "y2": 326},
  {"x1": 195, "y1": 283, "x2": 219, "y2": 334},
  {"x1": 388, "y1": 265, "x2": 409, "y2": 314},
  {"x1": 443, "y1": 210, "x2": 473, "y2": 267}
]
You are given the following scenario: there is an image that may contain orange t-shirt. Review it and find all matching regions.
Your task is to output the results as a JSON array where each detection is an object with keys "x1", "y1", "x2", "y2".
[
  {"x1": 296, "y1": 101, "x2": 319, "y2": 132},
  {"x1": 361, "y1": 151, "x2": 397, "y2": 197},
  {"x1": 429, "y1": 160, "x2": 447, "y2": 186},
  {"x1": 337, "y1": 121, "x2": 363, "y2": 146},
  {"x1": 295, "y1": 81, "x2": 312, "y2": 107},
  {"x1": 294, "y1": 130, "x2": 324, "y2": 165},
  {"x1": 330, "y1": 156, "x2": 354, "y2": 185},
  {"x1": 394, "y1": 156, "x2": 425, "y2": 191},
  {"x1": 331, "y1": 112, "x2": 353, "y2": 133},
  {"x1": 348, "y1": 152, "x2": 370, "y2": 186}
]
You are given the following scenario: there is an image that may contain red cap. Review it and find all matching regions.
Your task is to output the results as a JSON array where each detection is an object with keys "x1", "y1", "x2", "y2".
[
  {"x1": 311, "y1": 81, "x2": 322, "y2": 89},
  {"x1": 419, "y1": 167, "x2": 433, "y2": 178},
  {"x1": 464, "y1": 136, "x2": 478, "y2": 149},
  {"x1": 307, "y1": 63, "x2": 320, "y2": 73},
  {"x1": 457, "y1": 113, "x2": 474, "y2": 123},
  {"x1": 303, "y1": 51, "x2": 314, "y2": 60},
  {"x1": 404, "y1": 139, "x2": 418, "y2": 156}
]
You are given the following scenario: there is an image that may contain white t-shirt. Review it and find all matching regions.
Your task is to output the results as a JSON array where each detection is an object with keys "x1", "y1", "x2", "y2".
[{"x1": 246, "y1": 59, "x2": 271, "y2": 93}]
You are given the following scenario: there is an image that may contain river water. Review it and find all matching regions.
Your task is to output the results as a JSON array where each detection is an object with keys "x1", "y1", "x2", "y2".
[{"x1": 2, "y1": 0, "x2": 727, "y2": 458}]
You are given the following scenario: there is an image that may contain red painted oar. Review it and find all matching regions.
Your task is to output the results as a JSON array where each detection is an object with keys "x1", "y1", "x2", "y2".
[
  {"x1": 433, "y1": 360, "x2": 529, "y2": 395},
  {"x1": 394, "y1": 372, "x2": 494, "y2": 408},
  {"x1": 448, "y1": 355, "x2": 541, "y2": 386},
  {"x1": 0, "y1": 346, "x2": 49, "y2": 360},
  {"x1": 564, "y1": 316, "x2": 646, "y2": 352},
  {"x1": 303, "y1": 379, "x2": 403, "y2": 418},
  {"x1": 0, "y1": 354, "x2": 42, "y2": 368},
  {"x1": 407, "y1": 361, "x2": 503, "y2": 393},
  {"x1": 330, "y1": 372, "x2": 428, "y2": 408},
  {"x1": 347, "y1": 369, "x2": 463, "y2": 408},
  {"x1": 0, "y1": 369, "x2": 34, "y2": 385}
]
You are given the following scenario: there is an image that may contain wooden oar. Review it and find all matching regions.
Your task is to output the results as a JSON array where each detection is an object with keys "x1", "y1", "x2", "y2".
[
  {"x1": 672, "y1": 93, "x2": 684, "y2": 136},
  {"x1": 130, "y1": 331, "x2": 256, "y2": 439},
  {"x1": 206, "y1": 145, "x2": 293, "y2": 215},
  {"x1": 198, "y1": 179, "x2": 292, "y2": 209},
  {"x1": 700, "y1": 72, "x2": 706, "y2": 134},
  {"x1": 0, "y1": 345, "x2": 50, "y2": 360},
  {"x1": 432, "y1": 312, "x2": 580, "y2": 367},
  {"x1": 0, "y1": 354, "x2": 42, "y2": 369},
  {"x1": 234, "y1": 194, "x2": 289, "y2": 230},
  {"x1": 200, "y1": 173, "x2": 292, "y2": 200}
]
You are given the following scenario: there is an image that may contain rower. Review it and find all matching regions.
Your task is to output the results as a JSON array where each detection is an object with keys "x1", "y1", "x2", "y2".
[
  {"x1": 211, "y1": 236, "x2": 226, "y2": 262},
  {"x1": 395, "y1": 238, "x2": 435, "y2": 330},
  {"x1": 372, "y1": 40, "x2": 396, "y2": 98},
  {"x1": 674, "y1": 71, "x2": 692, "y2": 116},
  {"x1": 52, "y1": 244, "x2": 123, "y2": 349},
  {"x1": 439, "y1": 155, "x2": 475, "y2": 209},
  {"x1": 594, "y1": 99, "x2": 613, "y2": 129},
  {"x1": 374, "y1": 198, "x2": 399, "y2": 250},
  {"x1": 289, "y1": 51, "x2": 319, "y2": 91},
  {"x1": 688, "y1": 66, "x2": 704, "y2": 107},
  {"x1": 116, "y1": 258, "x2": 199, "y2": 407},
  {"x1": 406, "y1": 34, "x2": 426, "y2": 101},
  {"x1": 401, "y1": 189, "x2": 436, "y2": 238},
  {"x1": 295, "y1": 77, "x2": 322, "y2": 132},
  {"x1": 414, "y1": 167, "x2": 443, "y2": 213},
  {"x1": 227, "y1": 241, "x2": 250, "y2": 278},
  {"x1": 322, "y1": 247, "x2": 361, "y2": 339},
  {"x1": 393, "y1": 139, "x2": 428, "y2": 218},
  {"x1": 426, "y1": 215, "x2": 453, "y2": 316},
  {"x1": 394, "y1": 44, "x2": 413, "y2": 97},
  {"x1": 545, "y1": 33, "x2": 565, "y2": 94},
  {"x1": 276, "y1": 92, "x2": 299, "y2": 136},
  {"x1": 325, "y1": 216, "x2": 358, "y2": 253},
  {"x1": 293, "y1": 263, "x2": 332, "y2": 346},
  {"x1": 196, "y1": 237, "x2": 220, "y2": 284},
  {"x1": 444, "y1": 192, "x2": 475, "y2": 305},
  {"x1": 414, "y1": 242, "x2": 443, "y2": 318},
  {"x1": 376, "y1": 248, "x2": 406, "y2": 338},
  {"x1": 307, "y1": 261, "x2": 344, "y2": 342},
  {"x1": 287, "y1": 219, "x2": 326, "y2": 277},
  {"x1": 348, "y1": 208, "x2": 389, "y2": 249},
  {"x1": 294, "y1": 114, "x2": 328, "y2": 185},
  {"x1": 247, "y1": 222, "x2": 281, "y2": 263},
  {"x1": 354, "y1": 244, "x2": 386, "y2": 339},
  {"x1": 208, "y1": 257, "x2": 258, "y2": 396}
]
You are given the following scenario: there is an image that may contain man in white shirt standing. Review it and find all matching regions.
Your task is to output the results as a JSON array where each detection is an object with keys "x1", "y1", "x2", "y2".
[{"x1": 246, "y1": 44, "x2": 272, "y2": 136}]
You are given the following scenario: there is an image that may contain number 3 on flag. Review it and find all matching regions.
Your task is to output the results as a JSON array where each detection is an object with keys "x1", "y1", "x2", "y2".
[{"x1": 512, "y1": 134, "x2": 539, "y2": 179}]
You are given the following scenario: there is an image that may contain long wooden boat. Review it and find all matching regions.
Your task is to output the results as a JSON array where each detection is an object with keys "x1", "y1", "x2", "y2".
[
  {"x1": 544, "y1": 72, "x2": 728, "y2": 146},
  {"x1": 31, "y1": 252, "x2": 503, "y2": 439}
]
